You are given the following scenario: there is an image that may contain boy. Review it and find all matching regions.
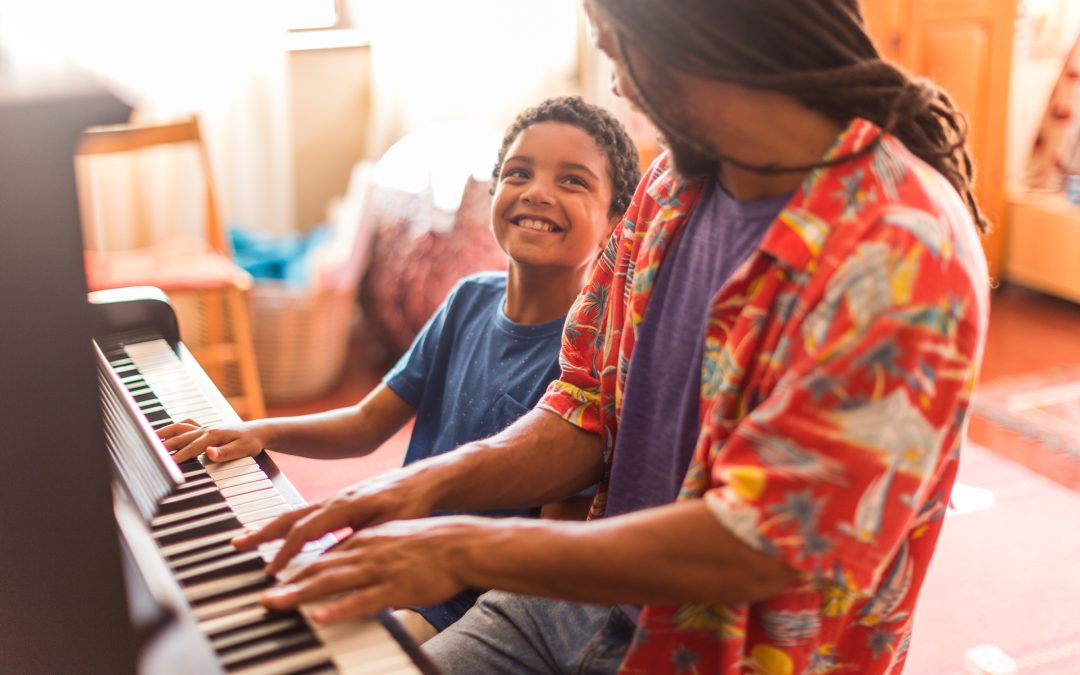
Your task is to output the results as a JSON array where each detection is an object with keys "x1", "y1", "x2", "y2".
[{"x1": 159, "y1": 96, "x2": 641, "y2": 639}]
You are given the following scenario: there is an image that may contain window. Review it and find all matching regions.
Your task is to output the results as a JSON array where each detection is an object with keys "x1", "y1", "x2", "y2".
[{"x1": 287, "y1": 0, "x2": 341, "y2": 31}]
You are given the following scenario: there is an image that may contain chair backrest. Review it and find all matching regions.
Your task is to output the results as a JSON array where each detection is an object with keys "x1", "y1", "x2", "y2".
[{"x1": 75, "y1": 116, "x2": 229, "y2": 255}]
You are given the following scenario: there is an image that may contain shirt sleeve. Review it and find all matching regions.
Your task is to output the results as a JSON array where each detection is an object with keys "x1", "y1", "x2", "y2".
[
  {"x1": 383, "y1": 282, "x2": 459, "y2": 408},
  {"x1": 701, "y1": 229, "x2": 985, "y2": 594},
  {"x1": 536, "y1": 225, "x2": 622, "y2": 436},
  {"x1": 536, "y1": 158, "x2": 660, "y2": 435}
]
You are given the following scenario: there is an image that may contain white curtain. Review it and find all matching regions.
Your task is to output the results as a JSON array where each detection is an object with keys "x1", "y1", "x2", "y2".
[
  {"x1": 0, "y1": 0, "x2": 295, "y2": 246},
  {"x1": 356, "y1": 0, "x2": 581, "y2": 159}
]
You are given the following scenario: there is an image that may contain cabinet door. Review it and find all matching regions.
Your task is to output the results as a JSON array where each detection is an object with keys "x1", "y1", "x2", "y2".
[{"x1": 862, "y1": 0, "x2": 1016, "y2": 279}]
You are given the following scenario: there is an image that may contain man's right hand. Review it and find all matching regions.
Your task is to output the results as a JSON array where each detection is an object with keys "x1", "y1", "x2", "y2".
[
  {"x1": 233, "y1": 465, "x2": 436, "y2": 575},
  {"x1": 158, "y1": 419, "x2": 269, "y2": 464}
]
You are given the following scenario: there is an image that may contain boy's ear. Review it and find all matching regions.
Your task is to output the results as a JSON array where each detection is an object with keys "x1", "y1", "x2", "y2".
[{"x1": 603, "y1": 213, "x2": 622, "y2": 241}]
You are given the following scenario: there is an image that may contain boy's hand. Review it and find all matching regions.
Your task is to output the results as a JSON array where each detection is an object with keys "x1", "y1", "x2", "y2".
[
  {"x1": 233, "y1": 466, "x2": 436, "y2": 575},
  {"x1": 157, "y1": 419, "x2": 268, "y2": 464}
]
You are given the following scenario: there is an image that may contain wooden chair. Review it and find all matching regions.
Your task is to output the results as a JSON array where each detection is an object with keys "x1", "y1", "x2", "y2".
[{"x1": 76, "y1": 116, "x2": 266, "y2": 420}]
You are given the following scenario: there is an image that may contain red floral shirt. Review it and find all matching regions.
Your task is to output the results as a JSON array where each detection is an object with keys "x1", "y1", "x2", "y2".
[{"x1": 539, "y1": 119, "x2": 989, "y2": 673}]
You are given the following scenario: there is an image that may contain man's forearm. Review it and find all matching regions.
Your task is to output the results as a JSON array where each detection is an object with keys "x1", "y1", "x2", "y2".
[
  {"x1": 416, "y1": 408, "x2": 604, "y2": 514},
  {"x1": 451, "y1": 500, "x2": 797, "y2": 607}
]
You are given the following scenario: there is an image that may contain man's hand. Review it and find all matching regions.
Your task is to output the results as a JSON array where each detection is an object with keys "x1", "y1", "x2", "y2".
[
  {"x1": 261, "y1": 516, "x2": 490, "y2": 623},
  {"x1": 233, "y1": 466, "x2": 436, "y2": 575},
  {"x1": 157, "y1": 419, "x2": 269, "y2": 464}
]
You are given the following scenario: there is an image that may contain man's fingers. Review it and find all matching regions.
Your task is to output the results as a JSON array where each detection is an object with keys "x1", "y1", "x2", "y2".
[
  {"x1": 309, "y1": 585, "x2": 393, "y2": 624},
  {"x1": 263, "y1": 565, "x2": 380, "y2": 615},
  {"x1": 232, "y1": 505, "x2": 316, "y2": 552},
  {"x1": 267, "y1": 505, "x2": 355, "y2": 575}
]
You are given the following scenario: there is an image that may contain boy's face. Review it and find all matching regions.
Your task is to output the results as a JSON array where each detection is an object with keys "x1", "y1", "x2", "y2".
[{"x1": 491, "y1": 121, "x2": 616, "y2": 273}]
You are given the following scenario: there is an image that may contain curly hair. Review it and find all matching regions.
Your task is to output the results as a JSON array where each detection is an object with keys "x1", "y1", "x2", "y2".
[
  {"x1": 594, "y1": 0, "x2": 987, "y2": 234},
  {"x1": 491, "y1": 96, "x2": 641, "y2": 220}
]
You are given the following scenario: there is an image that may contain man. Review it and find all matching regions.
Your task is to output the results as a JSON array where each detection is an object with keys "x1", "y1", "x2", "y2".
[{"x1": 236, "y1": 1, "x2": 990, "y2": 672}]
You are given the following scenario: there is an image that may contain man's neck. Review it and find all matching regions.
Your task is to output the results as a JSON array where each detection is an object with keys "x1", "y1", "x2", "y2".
[
  {"x1": 690, "y1": 80, "x2": 845, "y2": 201},
  {"x1": 503, "y1": 263, "x2": 590, "y2": 325}
]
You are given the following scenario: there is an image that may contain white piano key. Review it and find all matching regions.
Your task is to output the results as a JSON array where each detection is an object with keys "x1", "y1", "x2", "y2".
[
  {"x1": 169, "y1": 543, "x2": 239, "y2": 570},
  {"x1": 200, "y1": 604, "x2": 271, "y2": 636},
  {"x1": 309, "y1": 614, "x2": 420, "y2": 674},
  {"x1": 218, "y1": 630, "x2": 320, "y2": 669},
  {"x1": 204, "y1": 463, "x2": 265, "y2": 481},
  {"x1": 227, "y1": 645, "x2": 332, "y2": 675},
  {"x1": 185, "y1": 569, "x2": 268, "y2": 603},
  {"x1": 159, "y1": 527, "x2": 247, "y2": 558},
  {"x1": 229, "y1": 489, "x2": 284, "y2": 509},
  {"x1": 215, "y1": 472, "x2": 271, "y2": 490},
  {"x1": 160, "y1": 484, "x2": 219, "y2": 505},
  {"x1": 192, "y1": 590, "x2": 268, "y2": 622},
  {"x1": 231, "y1": 496, "x2": 287, "y2": 518},
  {"x1": 210, "y1": 616, "x2": 304, "y2": 652},
  {"x1": 221, "y1": 479, "x2": 276, "y2": 500},
  {"x1": 237, "y1": 505, "x2": 290, "y2": 526},
  {"x1": 151, "y1": 501, "x2": 232, "y2": 528},
  {"x1": 174, "y1": 550, "x2": 264, "y2": 583},
  {"x1": 152, "y1": 510, "x2": 238, "y2": 540}
]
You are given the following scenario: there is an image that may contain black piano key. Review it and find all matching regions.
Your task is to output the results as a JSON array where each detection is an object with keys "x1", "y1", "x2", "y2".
[
  {"x1": 179, "y1": 459, "x2": 205, "y2": 473},
  {"x1": 223, "y1": 633, "x2": 324, "y2": 672},
  {"x1": 291, "y1": 665, "x2": 338, "y2": 675},
  {"x1": 177, "y1": 551, "x2": 266, "y2": 587},
  {"x1": 155, "y1": 514, "x2": 242, "y2": 547},
  {"x1": 217, "y1": 619, "x2": 313, "y2": 665},
  {"x1": 168, "y1": 542, "x2": 245, "y2": 571},
  {"x1": 189, "y1": 575, "x2": 276, "y2": 609},
  {"x1": 143, "y1": 409, "x2": 172, "y2": 425},
  {"x1": 157, "y1": 489, "x2": 226, "y2": 516},
  {"x1": 209, "y1": 612, "x2": 306, "y2": 649}
]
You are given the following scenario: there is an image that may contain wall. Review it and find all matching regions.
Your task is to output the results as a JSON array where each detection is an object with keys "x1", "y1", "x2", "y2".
[
  {"x1": 288, "y1": 41, "x2": 372, "y2": 233},
  {"x1": 1007, "y1": 0, "x2": 1080, "y2": 185}
]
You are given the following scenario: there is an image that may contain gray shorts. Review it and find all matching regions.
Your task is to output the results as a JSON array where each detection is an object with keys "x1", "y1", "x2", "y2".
[{"x1": 421, "y1": 591, "x2": 635, "y2": 675}]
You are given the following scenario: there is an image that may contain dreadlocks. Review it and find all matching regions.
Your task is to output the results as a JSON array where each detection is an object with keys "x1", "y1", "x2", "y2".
[{"x1": 593, "y1": 0, "x2": 988, "y2": 233}]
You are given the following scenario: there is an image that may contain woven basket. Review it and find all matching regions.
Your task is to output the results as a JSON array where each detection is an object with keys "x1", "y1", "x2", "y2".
[{"x1": 248, "y1": 282, "x2": 357, "y2": 404}]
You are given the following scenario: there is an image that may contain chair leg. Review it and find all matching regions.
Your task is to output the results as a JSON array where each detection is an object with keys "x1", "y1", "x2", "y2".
[
  {"x1": 201, "y1": 289, "x2": 226, "y2": 387},
  {"x1": 225, "y1": 286, "x2": 266, "y2": 420}
]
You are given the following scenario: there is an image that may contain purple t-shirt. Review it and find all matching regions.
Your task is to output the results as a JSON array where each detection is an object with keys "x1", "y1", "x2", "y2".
[{"x1": 604, "y1": 181, "x2": 791, "y2": 518}]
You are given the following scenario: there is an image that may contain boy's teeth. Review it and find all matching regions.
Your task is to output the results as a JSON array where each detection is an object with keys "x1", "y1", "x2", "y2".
[{"x1": 519, "y1": 218, "x2": 557, "y2": 232}]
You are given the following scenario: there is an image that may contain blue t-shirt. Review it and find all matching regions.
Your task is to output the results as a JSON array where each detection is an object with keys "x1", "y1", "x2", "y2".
[
  {"x1": 383, "y1": 271, "x2": 566, "y2": 631},
  {"x1": 606, "y1": 181, "x2": 791, "y2": 518},
  {"x1": 385, "y1": 272, "x2": 565, "y2": 489}
]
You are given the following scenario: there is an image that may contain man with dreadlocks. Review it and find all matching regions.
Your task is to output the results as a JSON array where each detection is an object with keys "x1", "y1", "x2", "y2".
[{"x1": 237, "y1": 1, "x2": 990, "y2": 672}]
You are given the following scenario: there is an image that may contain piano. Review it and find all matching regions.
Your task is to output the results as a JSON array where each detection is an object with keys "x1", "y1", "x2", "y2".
[
  {"x1": 92, "y1": 287, "x2": 435, "y2": 675},
  {"x1": 0, "y1": 45, "x2": 435, "y2": 674}
]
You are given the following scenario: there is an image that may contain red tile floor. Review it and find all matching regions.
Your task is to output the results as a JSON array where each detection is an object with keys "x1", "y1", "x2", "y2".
[{"x1": 265, "y1": 283, "x2": 1080, "y2": 674}]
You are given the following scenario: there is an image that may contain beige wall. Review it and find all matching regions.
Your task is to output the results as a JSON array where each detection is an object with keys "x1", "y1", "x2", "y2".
[{"x1": 288, "y1": 45, "x2": 372, "y2": 233}]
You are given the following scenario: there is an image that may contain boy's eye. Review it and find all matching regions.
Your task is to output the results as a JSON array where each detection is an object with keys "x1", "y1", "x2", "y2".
[
  {"x1": 562, "y1": 175, "x2": 589, "y2": 188},
  {"x1": 503, "y1": 168, "x2": 529, "y2": 180}
]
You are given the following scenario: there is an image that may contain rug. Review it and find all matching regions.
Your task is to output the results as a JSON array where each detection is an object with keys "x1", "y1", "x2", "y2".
[{"x1": 973, "y1": 366, "x2": 1080, "y2": 458}]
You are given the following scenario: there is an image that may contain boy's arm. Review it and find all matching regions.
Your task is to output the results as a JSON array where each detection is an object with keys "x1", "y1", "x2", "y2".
[
  {"x1": 160, "y1": 382, "x2": 416, "y2": 463},
  {"x1": 539, "y1": 495, "x2": 594, "y2": 521}
]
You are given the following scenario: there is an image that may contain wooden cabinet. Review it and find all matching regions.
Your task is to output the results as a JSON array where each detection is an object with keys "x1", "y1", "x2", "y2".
[
  {"x1": 1003, "y1": 190, "x2": 1080, "y2": 303},
  {"x1": 862, "y1": 0, "x2": 1017, "y2": 280}
]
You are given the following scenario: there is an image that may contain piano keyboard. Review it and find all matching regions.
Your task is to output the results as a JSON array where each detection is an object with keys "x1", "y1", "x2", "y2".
[{"x1": 99, "y1": 331, "x2": 427, "y2": 675}]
